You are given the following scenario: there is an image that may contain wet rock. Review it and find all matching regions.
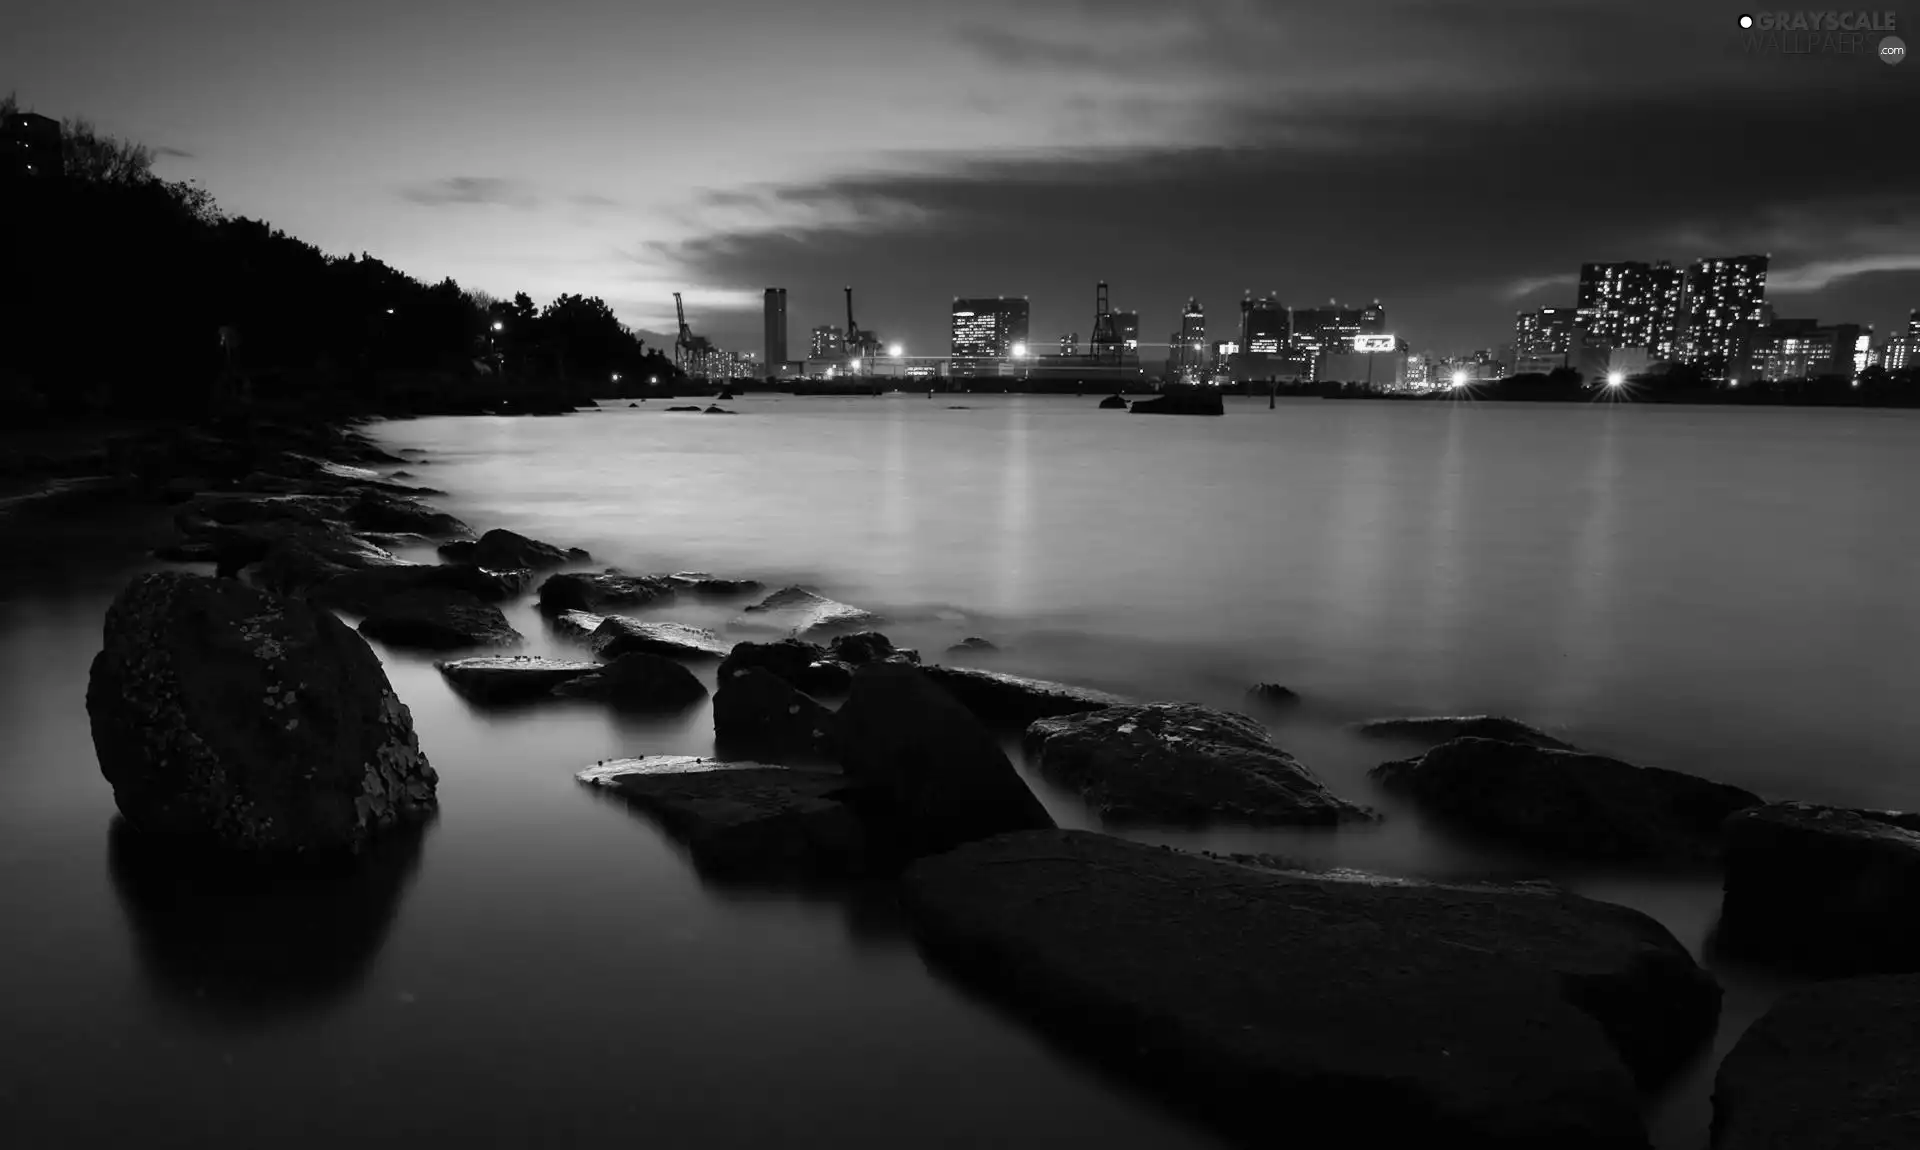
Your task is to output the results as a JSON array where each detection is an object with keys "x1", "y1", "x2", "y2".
[
  {"x1": 466, "y1": 527, "x2": 589, "y2": 571},
  {"x1": 827, "y1": 630, "x2": 919, "y2": 666},
  {"x1": 704, "y1": 405, "x2": 736, "y2": 415},
  {"x1": 663, "y1": 572, "x2": 764, "y2": 597},
  {"x1": 548, "y1": 610, "x2": 605, "y2": 640},
  {"x1": 1098, "y1": 394, "x2": 1129, "y2": 409},
  {"x1": 735, "y1": 585, "x2": 880, "y2": 636},
  {"x1": 666, "y1": 405, "x2": 703, "y2": 412},
  {"x1": 551, "y1": 652, "x2": 708, "y2": 710},
  {"x1": 1710, "y1": 974, "x2": 1920, "y2": 1150},
  {"x1": 436, "y1": 655, "x2": 603, "y2": 705},
  {"x1": 578, "y1": 757, "x2": 869, "y2": 882},
  {"x1": 901, "y1": 830, "x2": 1721, "y2": 1148},
  {"x1": 1130, "y1": 387, "x2": 1223, "y2": 415},
  {"x1": 717, "y1": 638, "x2": 854, "y2": 696},
  {"x1": 947, "y1": 636, "x2": 997, "y2": 654},
  {"x1": 712, "y1": 667, "x2": 837, "y2": 761},
  {"x1": 357, "y1": 590, "x2": 522, "y2": 652},
  {"x1": 537, "y1": 570, "x2": 675, "y2": 615},
  {"x1": 436, "y1": 539, "x2": 477, "y2": 563},
  {"x1": 1372, "y1": 738, "x2": 1760, "y2": 864},
  {"x1": 835, "y1": 663, "x2": 1055, "y2": 855},
  {"x1": 341, "y1": 490, "x2": 468, "y2": 537},
  {"x1": 1026, "y1": 703, "x2": 1376, "y2": 827},
  {"x1": 918, "y1": 665, "x2": 1127, "y2": 726},
  {"x1": 153, "y1": 541, "x2": 219, "y2": 563},
  {"x1": 1716, "y1": 803, "x2": 1920, "y2": 974},
  {"x1": 310, "y1": 562, "x2": 532, "y2": 614},
  {"x1": 590, "y1": 616, "x2": 731, "y2": 661},
  {"x1": 1244, "y1": 682, "x2": 1300, "y2": 710},
  {"x1": 85, "y1": 572, "x2": 437, "y2": 854},
  {"x1": 1354, "y1": 714, "x2": 1577, "y2": 752}
]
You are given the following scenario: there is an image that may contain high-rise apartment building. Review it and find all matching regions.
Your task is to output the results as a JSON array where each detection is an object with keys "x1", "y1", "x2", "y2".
[
  {"x1": 1576, "y1": 262, "x2": 1657, "y2": 348},
  {"x1": 1682, "y1": 254, "x2": 1769, "y2": 375},
  {"x1": 1754, "y1": 319, "x2": 1870, "y2": 382},
  {"x1": 762, "y1": 288, "x2": 787, "y2": 373},
  {"x1": 1648, "y1": 260, "x2": 1686, "y2": 359},
  {"x1": 810, "y1": 324, "x2": 844, "y2": 358},
  {"x1": 1173, "y1": 299, "x2": 1206, "y2": 374},
  {"x1": 950, "y1": 297, "x2": 1031, "y2": 375},
  {"x1": 1513, "y1": 307, "x2": 1576, "y2": 372},
  {"x1": 1239, "y1": 296, "x2": 1287, "y2": 354}
]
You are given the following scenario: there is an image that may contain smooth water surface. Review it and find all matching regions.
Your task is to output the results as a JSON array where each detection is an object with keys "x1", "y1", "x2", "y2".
[{"x1": 5, "y1": 394, "x2": 1918, "y2": 1149}]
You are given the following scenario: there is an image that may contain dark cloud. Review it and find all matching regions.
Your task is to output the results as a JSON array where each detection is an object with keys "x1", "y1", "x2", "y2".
[
  {"x1": 570, "y1": 192, "x2": 622, "y2": 209},
  {"x1": 398, "y1": 176, "x2": 540, "y2": 208},
  {"x1": 153, "y1": 145, "x2": 194, "y2": 159}
]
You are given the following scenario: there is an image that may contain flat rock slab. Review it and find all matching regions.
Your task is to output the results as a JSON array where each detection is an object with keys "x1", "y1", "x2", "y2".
[
  {"x1": 901, "y1": 830, "x2": 1721, "y2": 1149},
  {"x1": 578, "y1": 757, "x2": 868, "y2": 881},
  {"x1": 1718, "y1": 802, "x2": 1920, "y2": 974},
  {"x1": 1026, "y1": 703, "x2": 1376, "y2": 826},
  {"x1": 1711, "y1": 974, "x2": 1920, "y2": 1150},
  {"x1": 1370, "y1": 737, "x2": 1760, "y2": 864},
  {"x1": 548, "y1": 610, "x2": 605, "y2": 640},
  {"x1": 436, "y1": 656, "x2": 603, "y2": 704},
  {"x1": 537, "y1": 571, "x2": 676, "y2": 615},
  {"x1": 590, "y1": 616, "x2": 731, "y2": 661},
  {"x1": 664, "y1": 572, "x2": 764, "y2": 597},
  {"x1": 358, "y1": 591, "x2": 523, "y2": 652},
  {"x1": 552, "y1": 652, "x2": 709, "y2": 710},
  {"x1": 734, "y1": 585, "x2": 880, "y2": 636},
  {"x1": 919, "y1": 665, "x2": 1128, "y2": 726},
  {"x1": 1353, "y1": 714, "x2": 1577, "y2": 751}
]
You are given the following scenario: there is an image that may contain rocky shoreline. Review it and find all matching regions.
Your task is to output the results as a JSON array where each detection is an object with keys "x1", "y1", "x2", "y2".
[{"x1": 76, "y1": 413, "x2": 1920, "y2": 1148}]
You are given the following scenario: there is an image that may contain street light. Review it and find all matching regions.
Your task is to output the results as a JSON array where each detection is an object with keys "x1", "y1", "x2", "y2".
[
  {"x1": 888, "y1": 343, "x2": 903, "y2": 358},
  {"x1": 1606, "y1": 371, "x2": 1625, "y2": 387},
  {"x1": 492, "y1": 321, "x2": 503, "y2": 332},
  {"x1": 1450, "y1": 370, "x2": 1467, "y2": 389},
  {"x1": 1012, "y1": 341, "x2": 1028, "y2": 358}
]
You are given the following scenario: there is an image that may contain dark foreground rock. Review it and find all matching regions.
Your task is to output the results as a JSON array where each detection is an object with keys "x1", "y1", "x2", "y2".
[
  {"x1": 1130, "y1": 387, "x2": 1223, "y2": 416},
  {"x1": 436, "y1": 655, "x2": 603, "y2": 705},
  {"x1": 537, "y1": 570, "x2": 675, "y2": 614},
  {"x1": 663, "y1": 572, "x2": 764, "y2": 597},
  {"x1": 1354, "y1": 714, "x2": 1577, "y2": 751},
  {"x1": 548, "y1": 610, "x2": 605, "y2": 640},
  {"x1": 590, "y1": 616, "x2": 731, "y2": 661},
  {"x1": 900, "y1": 830, "x2": 1721, "y2": 1149},
  {"x1": 1098, "y1": 395, "x2": 1128, "y2": 409},
  {"x1": 712, "y1": 667, "x2": 837, "y2": 761},
  {"x1": 1710, "y1": 974, "x2": 1920, "y2": 1150},
  {"x1": 735, "y1": 585, "x2": 880, "y2": 636},
  {"x1": 462, "y1": 528, "x2": 589, "y2": 571},
  {"x1": 835, "y1": 664, "x2": 1055, "y2": 855},
  {"x1": 1026, "y1": 703, "x2": 1376, "y2": 826},
  {"x1": 826, "y1": 630, "x2": 918, "y2": 666},
  {"x1": 1371, "y1": 738, "x2": 1761, "y2": 865},
  {"x1": 919, "y1": 665, "x2": 1127, "y2": 726},
  {"x1": 552, "y1": 652, "x2": 709, "y2": 710},
  {"x1": 947, "y1": 636, "x2": 997, "y2": 654},
  {"x1": 1716, "y1": 802, "x2": 1920, "y2": 974},
  {"x1": 1244, "y1": 682, "x2": 1300, "y2": 710},
  {"x1": 312, "y1": 562, "x2": 533, "y2": 613},
  {"x1": 578, "y1": 757, "x2": 869, "y2": 881},
  {"x1": 717, "y1": 638, "x2": 854, "y2": 696},
  {"x1": 85, "y1": 572, "x2": 437, "y2": 853},
  {"x1": 357, "y1": 590, "x2": 523, "y2": 652}
]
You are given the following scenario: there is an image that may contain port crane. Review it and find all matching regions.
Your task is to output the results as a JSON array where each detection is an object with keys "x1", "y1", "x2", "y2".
[
  {"x1": 673, "y1": 291, "x2": 713, "y2": 377},
  {"x1": 843, "y1": 285, "x2": 883, "y2": 368}
]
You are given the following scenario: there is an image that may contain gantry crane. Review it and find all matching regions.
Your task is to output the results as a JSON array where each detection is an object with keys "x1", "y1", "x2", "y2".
[{"x1": 673, "y1": 291, "x2": 713, "y2": 377}]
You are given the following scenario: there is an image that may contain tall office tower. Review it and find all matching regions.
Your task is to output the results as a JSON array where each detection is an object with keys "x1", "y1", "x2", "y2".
[
  {"x1": 1240, "y1": 296, "x2": 1287, "y2": 354},
  {"x1": 1681, "y1": 254, "x2": 1769, "y2": 374},
  {"x1": 1176, "y1": 298, "x2": 1206, "y2": 372},
  {"x1": 950, "y1": 297, "x2": 1032, "y2": 374},
  {"x1": 1289, "y1": 302, "x2": 1375, "y2": 356},
  {"x1": 1576, "y1": 262, "x2": 1655, "y2": 348},
  {"x1": 1058, "y1": 333, "x2": 1079, "y2": 356},
  {"x1": 1647, "y1": 261, "x2": 1686, "y2": 359},
  {"x1": 810, "y1": 324, "x2": 844, "y2": 358},
  {"x1": 1359, "y1": 300, "x2": 1387, "y2": 333},
  {"x1": 1513, "y1": 307, "x2": 1577, "y2": 370},
  {"x1": 762, "y1": 288, "x2": 788, "y2": 372},
  {"x1": 1114, "y1": 310, "x2": 1140, "y2": 356}
]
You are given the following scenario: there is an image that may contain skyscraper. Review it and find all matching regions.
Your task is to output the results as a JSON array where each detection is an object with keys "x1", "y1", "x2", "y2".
[
  {"x1": 1240, "y1": 296, "x2": 1287, "y2": 354},
  {"x1": 950, "y1": 297, "x2": 1031, "y2": 375},
  {"x1": 1114, "y1": 310, "x2": 1140, "y2": 356},
  {"x1": 1648, "y1": 261, "x2": 1686, "y2": 359},
  {"x1": 1576, "y1": 262, "x2": 1655, "y2": 348},
  {"x1": 1513, "y1": 307, "x2": 1576, "y2": 372},
  {"x1": 1176, "y1": 299, "x2": 1206, "y2": 374},
  {"x1": 762, "y1": 288, "x2": 787, "y2": 373},
  {"x1": 1289, "y1": 302, "x2": 1386, "y2": 355},
  {"x1": 1682, "y1": 255, "x2": 1769, "y2": 374}
]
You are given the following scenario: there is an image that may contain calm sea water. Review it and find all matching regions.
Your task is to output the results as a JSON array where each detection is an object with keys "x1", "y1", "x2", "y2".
[{"x1": 5, "y1": 394, "x2": 1918, "y2": 1148}]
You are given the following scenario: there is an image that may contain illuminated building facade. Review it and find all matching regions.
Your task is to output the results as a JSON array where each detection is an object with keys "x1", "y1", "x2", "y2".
[
  {"x1": 1682, "y1": 254, "x2": 1769, "y2": 375},
  {"x1": 950, "y1": 297, "x2": 1031, "y2": 376},
  {"x1": 1648, "y1": 260, "x2": 1686, "y2": 359},
  {"x1": 1576, "y1": 262, "x2": 1655, "y2": 348},
  {"x1": 1754, "y1": 319, "x2": 1870, "y2": 381},
  {"x1": 1114, "y1": 310, "x2": 1140, "y2": 354},
  {"x1": 1172, "y1": 299, "x2": 1206, "y2": 376},
  {"x1": 810, "y1": 324, "x2": 844, "y2": 358},
  {"x1": 1513, "y1": 307, "x2": 1576, "y2": 373},
  {"x1": 1058, "y1": 333, "x2": 1079, "y2": 356},
  {"x1": 1, "y1": 112, "x2": 63, "y2": 179},
  {"x1": 1239, "y1": 296, "x2": 1287, "y2": 355}
]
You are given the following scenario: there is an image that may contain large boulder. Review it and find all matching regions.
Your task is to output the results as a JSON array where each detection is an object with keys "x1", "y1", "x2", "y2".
[
  {"x1": 834, "y1": 663, "x2": 1055, "y2": 855},
  {"x1": 1129, "y1": 387, "x2": 1223, "y2": 416},
  {"x1": 436, "y1": 655, "x2": 603, "y2": 705},
  {"x1": 311, "y1": 562, "x2": 532, "y2": 614},
  {"x1": 711, "y1": 667, "x2": 837, "y2": 761},
  {"x1": 717, "y1": 638, "x2": 852, "y2": 696},
  {"x1": 341, "y1": 490, "x2": 468, "y2": 537},
  {"x1": 901, "y1": 830, "x2": 1721, "y2": 1148},
  {"x1": 826, "y1": 630, "x2": 918, "y2": 666},
  {"x1": 1026, "y1": 703, "x2": 1376, "y2": 826},
  {"x1": 85, "y1": 572, "x2": 438, "y2": 853},
  {"x1": 537, "y1": 570, "x2": 675, "y2": 615},
  {"x1": 734, "y1": 585, "x2": 879, "y2": 636},
  {"x1": 1710, "y1": 974, "x2": 1920, "y2": 1150},
  {"x1": 466, "y1": 528, "x2": 588, "y2": 571},
  {"x1": 552, "y1": 652, "x2": 709, "y2": 710},
  {"x1": 1354, "y1": 714, "x2": 1577, "y2": 752},
  {"x1": 1370, "y1": 738, "x2": 1761, "y2": 864},
  {"x1": 357, "y1": 590, "x2": 522, "y2": 652},
  {"x1": 578, "y1": 757, "x2": 869, "y2": 881},
  {"x1": 918, "y1": 665, "x2": 1128, "y2": 726},
  {"x1": 1716, "y1": 802, "x2": 1920, "y2": 974},
  {"x1": 590, "y1": 617, "x2": 732, "y2": 661},
  {"x1": 1097, "y1": 394, "x2": 1128, "y2": 409}
]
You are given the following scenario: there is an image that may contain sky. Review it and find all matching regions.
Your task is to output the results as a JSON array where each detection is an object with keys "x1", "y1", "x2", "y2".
[{"x1": 5, "y1": 0, "x2": 1918, "y2": 356}]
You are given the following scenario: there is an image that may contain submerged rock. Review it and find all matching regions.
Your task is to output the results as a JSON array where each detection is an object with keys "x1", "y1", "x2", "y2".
[
  {"x1": 1711, "y1": 974, "x2": 1920, "y2": 1150},
  {"x1": 1244, "y1": 682, "x2": 1301, "y2": 710},
  {"x1": 465, "y1": 528, "x2": 589, "y2": 571},
  {"x1": 537, "y1": 570, "x2": 675, "y2": 615},
  {"x1": 436, "y1": 655, "x2": 603, "y2": 705},
  {"x1": 1097, "y1": 394, "x2": 1128, "y2": 409},
  {"x1": 918, "y1": 665, "x2": 1127, "y2": 726},
  {"x1": 1371, "y1": 738, "x2": 1760, "y2": 864},
  {"x1": 712, "y1": 667, "x2": 837, "y2": 761},
  {"x1": 1717, "y1": 802, "x2": 1920, "y2": 974},
  {"x1": 1026, "y1": 703, "x2": 1376, "y2": 826},
  {"x1": 552, "y1": 652, "x2": 709, "y2": 710},
  {"x1": 826, "y1": 630, "x2": 918, "y2": 666},
  {"x1": 85, "y1": 572, "x2": 437, "y2": 853},
  {"x1": 1354, "y1": 714, "x2": 1577, "y2": 751},
  {"x1": 734, "y1": 585, "x2": 880, "y2": 636},
  {"x1": 590, "y1": 616, "x2": 731, "y2": 661},
  {"x1": 357, "y1": 590, "x2": 523, "y2": 652},
  {"x1": 1130, "y1": 387, "x2": 1223, "y2": 415},
  {"x1": 901, "y1": 830, "x2": 1721, "y2": 1148},
  {"x1": 947, "y1": 636, "x2": 997, "y2": 654},
  {"x1": 578, "y1": 757, "x2": 868, "y2": 881},
  {"x1": 835, "y1": 663, "x2": 1055, "y2": 855},
  {"x1": 663, "y1": 572, "x2": 764, "y2": 597}
]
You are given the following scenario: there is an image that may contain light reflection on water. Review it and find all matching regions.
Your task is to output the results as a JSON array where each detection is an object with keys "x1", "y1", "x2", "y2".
[{"x1": 3, "y1": 394, "x2": 1918, "y2": 1148}]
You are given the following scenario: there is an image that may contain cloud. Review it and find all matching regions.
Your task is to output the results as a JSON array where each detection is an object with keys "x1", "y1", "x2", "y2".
[
  {"x1": 569, "y1": 192, "x2": 622, "y2": 209},
  {"x1": 153, "y1": 145, "x2": 194, "y2": 159},
  {"x1": 1504, "y1": 273, "x2": 1579, "y2": 301},
  {"x1": 398, "y1": 176, "x2": 540, "y2": 208}
]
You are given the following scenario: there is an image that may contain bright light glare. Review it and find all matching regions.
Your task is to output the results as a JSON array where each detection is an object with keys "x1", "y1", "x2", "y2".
[
  {"x1": 1012, "y1": 342, "x2": 1028, "y2": 358},
  {"x1": 491, "y1": 321, "x2": 503, "y2": 331},
  {"x1": 1450, "y1": 370, "x2": 1467, "y2": 388},
  {"x1": 1606, "y1": 371, "x2": 1625, "y2": 387},
  {"x1": 888, "y1": 343, "x2": 903, "y2": 357}
]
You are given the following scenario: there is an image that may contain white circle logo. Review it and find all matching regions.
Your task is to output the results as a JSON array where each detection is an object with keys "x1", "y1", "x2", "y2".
[
  {"x1": 1882, "y1": 36, "x2": 1907, "y2": 64},
  {"x1": 1738, "y1": 14, "x2": 1754, "y2": 28}
]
